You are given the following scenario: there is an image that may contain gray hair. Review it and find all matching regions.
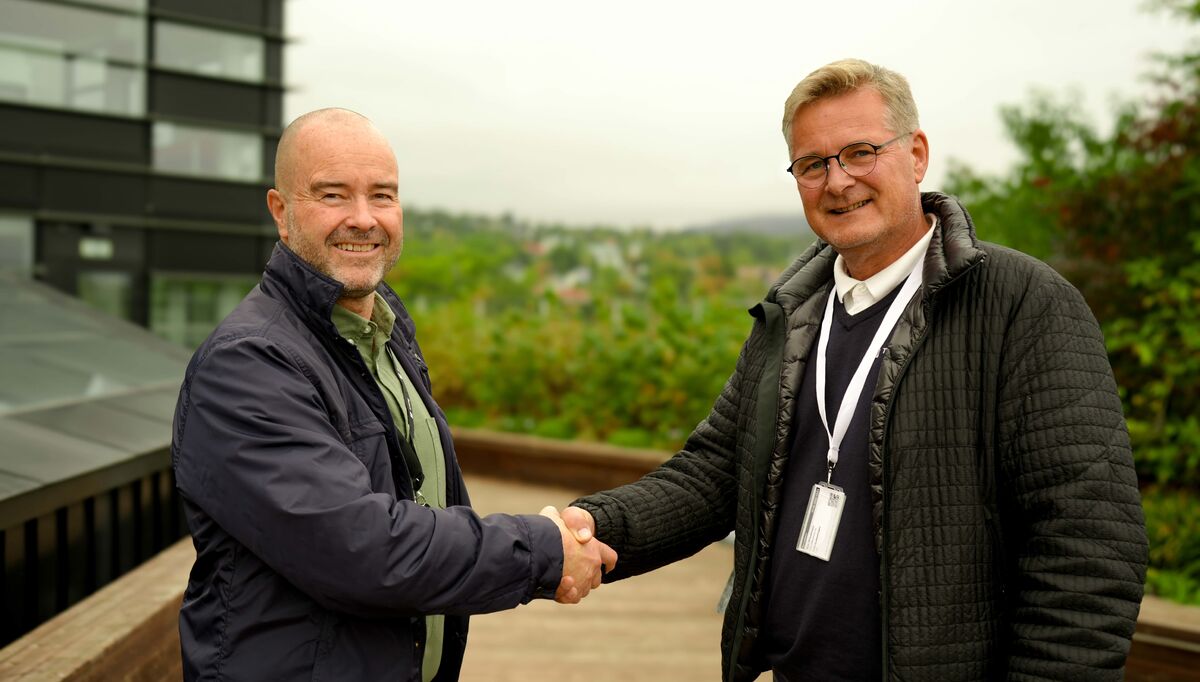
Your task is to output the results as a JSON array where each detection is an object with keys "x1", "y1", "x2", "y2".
[{"x1": 781, "y1": 59, "x2": 919, "y2": 152}]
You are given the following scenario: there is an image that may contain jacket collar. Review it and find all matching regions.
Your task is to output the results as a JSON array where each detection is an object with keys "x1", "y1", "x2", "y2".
[
  {"x1": 260, "y1": 241, "x2": 418, "y2": 342},
  {"x1": 262, "y1": 241, "x2": 345, "y2": 320},
  {"x1": 771, "y1": 191, "x2": 986, "y2": 314},
  {"x1": 918, "y1": 191, "x2": 987, "y2": 297}
]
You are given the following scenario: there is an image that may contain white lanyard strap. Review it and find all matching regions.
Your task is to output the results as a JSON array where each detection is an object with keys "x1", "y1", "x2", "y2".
[{"x1": 815, "y1": 260, "x2": 923, "y2": 482}]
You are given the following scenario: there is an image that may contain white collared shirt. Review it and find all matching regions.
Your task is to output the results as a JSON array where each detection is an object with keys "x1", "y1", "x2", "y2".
[{"x1": 832, "y1": 215, "x2": 937, "y2": 316}]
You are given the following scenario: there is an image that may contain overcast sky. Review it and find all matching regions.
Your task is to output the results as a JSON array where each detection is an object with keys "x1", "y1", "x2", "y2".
[{"x1": 285, "y1": 0, "x2": 1195, "y2": 230}]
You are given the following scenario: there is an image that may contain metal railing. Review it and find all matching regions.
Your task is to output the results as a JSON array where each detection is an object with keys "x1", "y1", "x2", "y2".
[{"x1": 0, "y1": 445, "x2": 188, "y2": 648}]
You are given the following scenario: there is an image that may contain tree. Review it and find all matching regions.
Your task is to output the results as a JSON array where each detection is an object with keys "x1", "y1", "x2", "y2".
[{"x1": 944, "y1": 1, "x2": 1200, "y2": 603}]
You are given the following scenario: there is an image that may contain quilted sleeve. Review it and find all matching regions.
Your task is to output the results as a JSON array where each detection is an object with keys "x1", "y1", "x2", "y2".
[
  {"x1": 570, "y1": 330, "x2": 753, "y2": 580},
  {"x1": 997, "y1": 272, "x2": 1148, "y2": 681}
]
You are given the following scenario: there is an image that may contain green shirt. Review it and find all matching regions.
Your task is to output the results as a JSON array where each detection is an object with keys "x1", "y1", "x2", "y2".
[{"x1": 331, "y1": 294, "x2": 446, "y2": 682}]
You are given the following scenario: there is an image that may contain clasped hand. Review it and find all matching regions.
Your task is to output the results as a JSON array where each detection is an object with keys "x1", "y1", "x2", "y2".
[{"x1": 539, "y1": 506, "x2": 617, "y2": 604}]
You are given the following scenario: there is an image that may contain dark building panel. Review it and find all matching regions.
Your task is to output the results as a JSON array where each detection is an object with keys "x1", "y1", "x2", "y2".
[
  {"x1": 0, "y1": 106, "x2": 147, "y2": 166},
  {"x1": 91, "y1": 488, "x2": 115, "y2": 590},
  {"x1": 37, "y1": 223, "x2": 146, "y2": 305},
  {"x1": 135, "y1": 477, "x2": 154, "y2": 564},
  {"x1": 153, "y1": 0, "x2": 266, "y2": 30},
  {"x1": 112, "y1": 485, "x2": 136, "y2": 575},
  {"x1": 150, "y1": 72, "x2": 265, "y2": 128},
  {"x1": 263, "y1": 136, "x2": 279, "y2": 184},
  {"x1": 34, "y1": 513, "x2": 58, "y2": 622},
  {"x1": 149, "y1": 175, "x2": 269, "y2": 223},
  {"x1": 265, "y1": 0, "x2": 284, "y2": 33},
  {"x1": 42, "y1": 169, "x2": 148, "y2": 217},
  {"x1": 0, "y1": 163, "x2": 38, "y2": 209},
  {"x1": 2, "y1": 526, "x2": 26, "y2": 642},
  {"x1": 266, "y1": 40, "x2": 283, "y2": 83},
  {"x1": 149, "y1": 230, "x2": 263, "y2": 273},
  {"x1": 63, "y1": 503, "x2": 86, "y2": 606},
  {"x1": 265, "y1": 90, "x2": 283, "y2": 128},
  {"x1": 258, "y1": 236, "x2": 278, "y2": 267},
  {"x1": 5, "y1": 523, "x2": 31, "y2": 634}
]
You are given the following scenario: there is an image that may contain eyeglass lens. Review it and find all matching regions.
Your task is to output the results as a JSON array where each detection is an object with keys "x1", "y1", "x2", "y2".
[{"x1": 794, "y1": 142, "x2": 879, "y2": 186}]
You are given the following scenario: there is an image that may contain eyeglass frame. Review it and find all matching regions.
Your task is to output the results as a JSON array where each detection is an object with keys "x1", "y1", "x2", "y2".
[{"x1": 785, "y1": 131, "x2": 913, "y2": 187}]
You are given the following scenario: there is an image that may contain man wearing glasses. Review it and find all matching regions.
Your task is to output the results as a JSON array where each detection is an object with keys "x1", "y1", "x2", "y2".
[{"x1": 556, "y1": 59, "x2": 1147, "y2": 680}]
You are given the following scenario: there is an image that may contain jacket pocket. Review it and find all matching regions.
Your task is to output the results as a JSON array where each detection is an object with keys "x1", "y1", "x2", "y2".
[{"x1": 345, "y1": 418, "x2": 393, "y2": 492}]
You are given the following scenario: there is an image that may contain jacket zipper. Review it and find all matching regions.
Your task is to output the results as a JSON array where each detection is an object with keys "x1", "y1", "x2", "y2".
[
  {"x1": 727, "y1": 301, "x2": 786, "y2": 682},
  {"x1": 876, "y1": 308, "x2": 934, "y2": 681}
]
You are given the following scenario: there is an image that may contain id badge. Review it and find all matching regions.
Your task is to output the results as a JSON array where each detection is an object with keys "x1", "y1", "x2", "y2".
[{"x1": 796, "y1": 481, "x2": 845, "y2": 561}]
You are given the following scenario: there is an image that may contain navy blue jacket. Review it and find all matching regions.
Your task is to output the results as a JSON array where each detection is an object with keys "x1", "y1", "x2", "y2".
[{"x1": 172, "y1": 243, "x2": 563, "y2": 681}]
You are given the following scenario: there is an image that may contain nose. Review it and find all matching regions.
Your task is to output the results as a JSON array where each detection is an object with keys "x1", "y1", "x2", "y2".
[
  {"x1": 345, "y1": 195, "x2": 378, "y2": 230},
  {"x1": 823, "y1": 160, "x2": 855, "y2": 195}
]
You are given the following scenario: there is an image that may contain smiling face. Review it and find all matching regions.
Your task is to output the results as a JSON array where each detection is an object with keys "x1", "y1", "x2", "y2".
[
  {"x1": 788, "y1": 87, "x2": 930, "y2": 279},
  {"x1": 267, "y1": 112, "x2": 402, "y2": 316}
]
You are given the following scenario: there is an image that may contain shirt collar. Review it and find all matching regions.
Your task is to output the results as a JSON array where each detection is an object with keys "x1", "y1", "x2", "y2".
[
  {"x1": 330, "y1": 292, "x2": 396, "y2": 349},
  {"x1": 832, "y1": 214, "x2": 937, "y2": 313}
]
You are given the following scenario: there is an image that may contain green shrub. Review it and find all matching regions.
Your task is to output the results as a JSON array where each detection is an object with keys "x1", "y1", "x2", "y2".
[{"x1": 1142, "y1": 485, "x2": 1200, "y2": 604}]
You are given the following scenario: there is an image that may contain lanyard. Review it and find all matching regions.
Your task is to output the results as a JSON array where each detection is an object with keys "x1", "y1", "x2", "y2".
[
  {"x1": 815, "y1": 259, "x2": 923, "y2": 483},
  {"x1": 386, "y1": 345, "x2": 427, "y2": 503},
  {"x1": 385, "y1": 346, "x2": 417, "y2": 443}
]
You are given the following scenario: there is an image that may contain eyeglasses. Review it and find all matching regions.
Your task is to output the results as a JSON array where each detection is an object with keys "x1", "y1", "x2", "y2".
[{"x1": 785, "y1": 132, "x2": 912, "y2": 188}]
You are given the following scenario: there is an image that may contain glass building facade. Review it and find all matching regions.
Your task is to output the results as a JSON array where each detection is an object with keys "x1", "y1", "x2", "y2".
[
  {"x1": 0, "y1": 0, "x2": 285, "y2": 647},
  {"x1": 0, "y1": 0, "x2": 285, "y2": 347}
]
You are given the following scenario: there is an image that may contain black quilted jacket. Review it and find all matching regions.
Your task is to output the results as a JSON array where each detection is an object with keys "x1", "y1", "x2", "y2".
[{"x1": 573, "y1": 192, "x2": 1147, "y2": 681}]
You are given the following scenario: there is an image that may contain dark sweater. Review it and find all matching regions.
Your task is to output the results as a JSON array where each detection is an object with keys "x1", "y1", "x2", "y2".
[{"x1": 758, "y1": 283, "x2": 903, "y2": 681}]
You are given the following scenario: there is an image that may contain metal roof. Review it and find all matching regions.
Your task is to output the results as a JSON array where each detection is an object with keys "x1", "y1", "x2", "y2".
[{"x1": 0, "y1": 275, "x2": 191, "y2": 528}]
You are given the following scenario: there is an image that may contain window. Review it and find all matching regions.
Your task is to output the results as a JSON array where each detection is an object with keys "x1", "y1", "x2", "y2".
[
  {"x1": 150, "y1": 273, "x2": 257, "y2": 347},
  {"x1": 152, "y1": 122, "x2": 263, "y2": 182},
  {"x1": 154, "y1": 22, "x2": 264, "y2": 83},
  {"x1": 0, "y1": 45, "x2": 144, "y2": 116},
  {"x1": 0, "y1": 0, "x2": 145, "y2": 115},
  {"x1": 0, "y1": 215, "x2": 34, "y2": 273},
  {"x1": 0, "y1": 0, "x2": 145, "y2": 63},
  {"x1": 77, "y1": 270, "x2": 133, "y2": 320}
]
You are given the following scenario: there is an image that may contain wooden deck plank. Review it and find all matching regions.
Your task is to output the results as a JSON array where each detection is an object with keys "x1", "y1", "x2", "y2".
[
  {"x1": 0, "y1": 469, "x2": 1194, "y2": 681},
  {"x1": 459, "y1": 476, "x2": 754, "y2": 682}
]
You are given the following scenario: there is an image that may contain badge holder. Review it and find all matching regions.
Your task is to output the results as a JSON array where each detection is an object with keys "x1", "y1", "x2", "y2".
[{"x1": 796, "y1": 463, "x2": 845, "y2": 561}]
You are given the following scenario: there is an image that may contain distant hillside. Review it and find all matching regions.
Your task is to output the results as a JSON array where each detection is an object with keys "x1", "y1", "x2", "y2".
[{"x1": 683, "y1": 213, "x2": 813, "y2": 240}]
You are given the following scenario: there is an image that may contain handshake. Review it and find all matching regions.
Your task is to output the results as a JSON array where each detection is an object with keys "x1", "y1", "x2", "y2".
[{"x1": 539, "y1": 506, "x2": 618, "y2": 604}]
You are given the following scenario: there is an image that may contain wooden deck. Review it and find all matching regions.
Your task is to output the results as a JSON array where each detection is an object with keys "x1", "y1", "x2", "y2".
[
  {"x1": 1, "y1": 464, "x2": 1193, "y2": 680},
  {"x1": 459, "y1": 475, "x2": 747, "y2": 682}
]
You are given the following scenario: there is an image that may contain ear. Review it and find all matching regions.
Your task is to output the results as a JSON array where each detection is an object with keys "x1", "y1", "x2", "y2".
[
  {"x1": 910, "y1": 129, "x2": 929, "y2": 184},
  {"x1": 266, "y1": 188, "x2": 288, "y2": 242}
]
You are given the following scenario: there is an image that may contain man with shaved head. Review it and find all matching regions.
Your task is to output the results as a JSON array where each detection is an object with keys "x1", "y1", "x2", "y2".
[{"x1": 171, "y1": 109, "x2": 615, "y2": 681}]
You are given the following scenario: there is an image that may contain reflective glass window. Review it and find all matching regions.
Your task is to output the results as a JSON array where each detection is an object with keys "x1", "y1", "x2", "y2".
[
  {"x1": 0, "y1": 215, "x2": 34, "y2": 273},
  {"x1": 77, "y1": 270, "x2": 133, "y2": 320},
  {"x1": 0, "y1": 45, "x2": 144, "y2": 115},
  {"x1": 152, "y1": 122, "x2": 263, "y2": 182},
  {"x1": 150, "y1": 274, "x2": 257, "y2": 347},
  {"x1": 155, "y1": 22, "x2": 264, "y2": 82},
  {"x1": 0, "y1": 0, "x2": 145, "y2": 64}
]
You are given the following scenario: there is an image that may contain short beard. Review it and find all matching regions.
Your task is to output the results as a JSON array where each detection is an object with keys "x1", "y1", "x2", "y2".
[{"x1": 284, "y1": 205, "x2": 401, "y2": 298}]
